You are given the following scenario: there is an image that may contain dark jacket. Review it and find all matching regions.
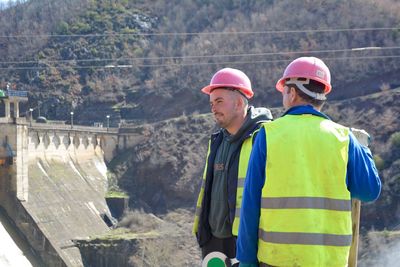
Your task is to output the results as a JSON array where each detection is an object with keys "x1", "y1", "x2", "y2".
[{"x1": 197, "y1": 106, "x2": 272, "y2": 246}]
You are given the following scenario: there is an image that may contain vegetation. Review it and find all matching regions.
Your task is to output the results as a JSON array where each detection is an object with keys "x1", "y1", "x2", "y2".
[
  {"x1": 0, "y1": 0, "x2": 400, "y2": 123},
  {"x1": 106, "y1": 190, "x2": 128, "y2": 198},
  {"x1": 390, "y1": 132, "x2": 400, "y2": 148},
  {"x1": 373, "y1": 155, "x2": 385, "y2": 171},
  {"x1": 89, "y1": 227, "x2": 158, "y2": 241}
]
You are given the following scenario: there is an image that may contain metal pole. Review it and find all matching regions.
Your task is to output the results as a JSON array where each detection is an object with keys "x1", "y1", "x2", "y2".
[
  {"x1": 29, "y1": 108, "x2": 33, "y2": 126},
  {"x1": 38, "y1": 101, "x2": 41, "y2": 117},
  {"x1": 106, "y1": 115, "x2": 110, "y2": 132},
  {"x1": 70, "y1": 112, "x2": 74, "y2": 129}
]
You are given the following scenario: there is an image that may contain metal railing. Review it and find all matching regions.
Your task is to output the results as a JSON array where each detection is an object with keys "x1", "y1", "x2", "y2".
[{"x1": 5, "y1": 90, "x2": 28, "y2": 98}]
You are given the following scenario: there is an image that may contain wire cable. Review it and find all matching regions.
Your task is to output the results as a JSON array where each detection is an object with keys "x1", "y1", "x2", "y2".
[
  {"x1": 0, "y1": 27, "x2": 398, "y2": 39},
  {"x1": 0, "y1": 55, "x2": 399, "y2": 70},
  {"x1": 1, "y1": 46, "x2": 399, "y2": 65}
]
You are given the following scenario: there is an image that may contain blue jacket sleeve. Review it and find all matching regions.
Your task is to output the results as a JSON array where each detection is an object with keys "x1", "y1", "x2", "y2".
[
  {"x1": 237, "y1": 127, "x2": 267, "y2": 264},
  {"x1": 346, "y1": 132, "x2": 381, "y2": 201},
  {"x1": 239, "y1": 263, "x2": 258, "y2": 267}
]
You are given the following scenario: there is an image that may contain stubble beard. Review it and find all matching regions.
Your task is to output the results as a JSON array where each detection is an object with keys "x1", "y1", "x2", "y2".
[{"x1": 214, "y1": 113, "x2": 226, "y2": 128}]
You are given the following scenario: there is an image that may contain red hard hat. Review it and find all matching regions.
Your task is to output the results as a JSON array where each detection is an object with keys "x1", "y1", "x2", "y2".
[
  {"x1": 276, "y1": 57, "x2": 332, "y2": 94},
  {"x1": 201, "y1": 68, "x2": 254, "y2": 99}
]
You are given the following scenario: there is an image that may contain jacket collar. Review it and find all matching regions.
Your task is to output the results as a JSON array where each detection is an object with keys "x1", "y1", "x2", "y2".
[{"x1": 282, "y1": 105, "x2": 331, "y2": 120}]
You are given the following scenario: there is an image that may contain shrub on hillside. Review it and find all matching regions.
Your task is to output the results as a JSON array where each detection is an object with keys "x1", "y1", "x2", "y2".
[
  {"x1": 374, "y1": 155, "x2": 386, "y2": 171},
  {"x1": 390, "y1": 132, "x2": 400, "y2": 148},
  {"x1": 117, "y1": 210, "x2": 161, "y2": 233},
  {"x1": 56, "y1": 21, "x2": 69, "y2": 35},
  {"x1": 71, "y1": 22, "x2": 91, "y2": 34}
]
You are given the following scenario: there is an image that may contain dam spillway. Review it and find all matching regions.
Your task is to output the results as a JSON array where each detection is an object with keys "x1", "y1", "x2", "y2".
[{"x1": 0, "y1": 121, "x2": 118, "y2": 266}]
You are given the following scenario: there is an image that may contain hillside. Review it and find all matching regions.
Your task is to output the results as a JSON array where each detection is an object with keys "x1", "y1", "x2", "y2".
[{"x1": 0, "y1": 0, "x2": 399, "y2": 124}]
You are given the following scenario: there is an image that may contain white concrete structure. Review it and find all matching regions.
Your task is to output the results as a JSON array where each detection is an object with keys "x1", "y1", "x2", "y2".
[{"x1": 1, "y1": 90, "x2": 28, "y2": 119}]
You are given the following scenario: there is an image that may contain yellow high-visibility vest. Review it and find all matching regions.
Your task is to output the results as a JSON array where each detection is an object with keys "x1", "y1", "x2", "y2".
[
  {"x1": 258, "y1": 114, "x2": 351, "y2": 267},
  {"x1": 232, "y1": 137, "x2": 252, "y2": 235},
  {"x1": 193, "y1": 139, "x2": 211, "y2": 235},
  {"x1": 193, "y1": 133, "x2": 255, "y2": 236}
]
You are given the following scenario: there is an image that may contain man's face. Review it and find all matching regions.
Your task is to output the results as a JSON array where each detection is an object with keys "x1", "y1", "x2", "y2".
[{"x1": 209, "y1": 88, "x2": 240, "y2": 129}]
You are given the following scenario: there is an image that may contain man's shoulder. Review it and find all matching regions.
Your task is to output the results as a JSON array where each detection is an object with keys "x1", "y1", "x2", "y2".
[
  {"x1": 250, "y1": 106, "x2": 273, "y2": 122},
  {"x1": 246, "y1": 106, "x2": 273, "y2": 135}
]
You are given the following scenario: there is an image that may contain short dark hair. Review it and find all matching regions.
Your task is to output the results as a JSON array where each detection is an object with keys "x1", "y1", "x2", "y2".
[
  {"x1": 286, "y1": 78, "x2": 326, "y2": 107},
  {"x1": 211, "y1": 87, "x2": 249, "y2": 105}
]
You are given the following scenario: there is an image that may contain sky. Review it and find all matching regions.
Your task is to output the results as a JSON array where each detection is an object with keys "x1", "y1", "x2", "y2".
[
  {"x1": 0, "y1": 0, "x2": 27, "y2": 7},
  {"x1": 0, "y1": 0, "x2": 28, "y2": 10},
  {"x1": 0, "y1": 0, "x2": 12, "y2": 8}
]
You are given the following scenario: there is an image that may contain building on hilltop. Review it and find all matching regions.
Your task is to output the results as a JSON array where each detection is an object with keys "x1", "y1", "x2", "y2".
[{"x1": 0, "y1": 84, "x2": 28, "y2": 121}]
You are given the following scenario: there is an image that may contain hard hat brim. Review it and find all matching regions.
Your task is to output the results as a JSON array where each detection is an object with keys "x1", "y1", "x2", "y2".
[{"x1": 201, "y1": 84, "x2": 254, "y2": 99}]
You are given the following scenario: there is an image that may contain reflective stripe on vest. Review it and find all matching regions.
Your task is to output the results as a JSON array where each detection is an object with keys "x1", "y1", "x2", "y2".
[
  {"x1": 192, "y1": 139, "x2": 211, "y2": 235},
  {"x1": 258, "y1": 115, "x2": 351, "y2": 267},
  {"x1": 261, "y1": 196, "x2": 351, "y2": 211},
  {"x1": 259, "y1": 229, "x2": 352, "y2": 246}
]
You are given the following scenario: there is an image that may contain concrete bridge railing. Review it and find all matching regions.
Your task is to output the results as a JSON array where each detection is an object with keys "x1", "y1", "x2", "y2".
[{"x1": 28, "y1": 124, "x2": 119, "y2": 163}]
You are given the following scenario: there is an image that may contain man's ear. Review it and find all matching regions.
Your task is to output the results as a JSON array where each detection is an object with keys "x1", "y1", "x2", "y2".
[
  {"x1": 289, "y1": 86, "x2": 298, "y2": 103},
  {"x1": 234, "y1": 94, "x2": 243, "y2": 109}
]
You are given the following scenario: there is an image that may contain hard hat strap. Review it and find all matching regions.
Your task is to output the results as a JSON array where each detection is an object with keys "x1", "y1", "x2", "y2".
[{"x1": 285, "y1": 78, "x2": 326, "y2": 101}]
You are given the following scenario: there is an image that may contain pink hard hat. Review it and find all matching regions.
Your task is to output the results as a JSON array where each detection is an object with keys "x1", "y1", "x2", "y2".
[
  {"x1": 276, "y1": 57, "x2": 332, "y2": 94},
  {"x1": 201, "y1": 68, "x2": 254, "y2": 99}
]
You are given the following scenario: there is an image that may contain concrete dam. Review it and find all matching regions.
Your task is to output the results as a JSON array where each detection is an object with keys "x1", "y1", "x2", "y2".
[{"x1": 0, "y1": 95, "x2": 149, "y2": 266}]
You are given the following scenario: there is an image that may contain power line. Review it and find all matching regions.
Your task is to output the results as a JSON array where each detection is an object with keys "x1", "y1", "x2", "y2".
[
  {"x1": 0, "y1": 27, "x2": 398, "y2": 39},
  {"x1": 1, "y1": 46, "x2": 399, "y2": 65},
  {"x1": 0, "y1": 55, "x2": 399, "y2": 70}
]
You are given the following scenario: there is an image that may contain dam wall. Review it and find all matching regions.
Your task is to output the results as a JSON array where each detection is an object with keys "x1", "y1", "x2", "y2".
[{"x1": 0, "y1": 122, "x2": 118, "y2": 266}]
